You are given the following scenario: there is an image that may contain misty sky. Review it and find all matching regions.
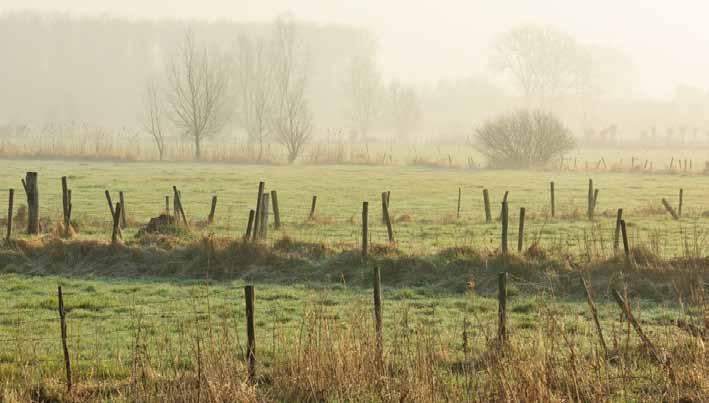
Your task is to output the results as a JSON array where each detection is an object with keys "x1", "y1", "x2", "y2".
[{"x1": 3, "y1": 0, "x2": 708, "y2": 99}]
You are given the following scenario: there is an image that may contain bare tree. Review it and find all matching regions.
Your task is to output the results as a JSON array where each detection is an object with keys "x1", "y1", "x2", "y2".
[
  {"x1": 165, "y1": 30, "x2": 231, "y2": 160},
  {"x1": 140, "y1": 78, "x2": 167, "y2": 160},
  {"x1": 490, "y1": 25, "x2": 591, "y2": 107},
  {"x1": 344, "y1": 38, "x2": 382, "y2": 143},
  {"x1": 389, "y1": 81, "x2": 421, "y2": 142},
  {"x1": 271, "y1": 17, "x2": 312, "y2": 164},
  {"x1": 235, "y1": 35, "x2": 274, "y2": 160}
]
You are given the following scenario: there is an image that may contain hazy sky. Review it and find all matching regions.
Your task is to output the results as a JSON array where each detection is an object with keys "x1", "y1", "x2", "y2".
[{"x1": 3, "y1": 0, "x2": 709, "y2": 99}]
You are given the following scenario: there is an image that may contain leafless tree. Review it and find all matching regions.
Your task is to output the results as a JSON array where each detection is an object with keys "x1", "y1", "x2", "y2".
[
  {"x1": 474, "y1": 110, "x2": 575, "y2": 168},
  {"x1": 235, "y1": 35, "x2": 274, "y2": 160},
  {"x1": 344, "y1": 37, "x2": 382, "y2": 143},
  {"x1": 165, "y1": 30, "x2": 231, "y2": 160},
  {"x1": 389, "y1": 81, "x2": 421, "y2": 142},
  {"x1": 140, "y1": 78, "x2": 167, "y2": 160},
  {"x1": 490, "y1": 25, "x2": 591, "y2": 107},
  {"x1": 271, "y1": 17, "x2": 312, "y2": 164}
]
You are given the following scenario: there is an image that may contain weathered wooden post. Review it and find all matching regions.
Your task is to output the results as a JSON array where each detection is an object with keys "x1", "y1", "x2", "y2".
[
  {"x1": 252, "y1": 182, "x2": 265, "y2": 241},
  {"x1": 550, "y1": 181, "x2": 555, "y2": 218},
  {"x1": 6, "y1": 189, "x2": 14, "y2": 241},
  {"x1": 309, "y1": 195, "x2": 317, "y2": 220},
  {"x1": 23, "y1": 172, "x2": 39, "y2": 234},
  {"x1": 61, "y1": 176, "x2": 72, "y2": 237},
  {"x1": 498, "y1": 272, "x2": 507, "y2": 344},
  {"x1": 244, "y1": 285, "x2": 256, "y2": 382},
  {"x1": 587, "y1": 179, "x2": 594, "y2": 220},
  {"x1": 483, "y1": 189, "x2": 491, "y2": 223},
  {"x1": 661, "y1": 199, "x2": 679, "y2": 220},
  {"x1": 271, "y1": 190, "x2": 281, "y2": 229},
  {"x1": 620, "y1": 219, "x2": 629, "y2": 256},
  {"x1": 259, "y1": 193, "x2": 269, "y2": 239},
  {"x1": 172, "y1": 187, "x2": 188, "y2": 228},
  {"x1": 517, "y1": 207, "x2": 525, "y2": 253},
  {"x1": 501, "y1": 201, "x2": 509, "y2": 255},
  {"x1": 611, "y1": 289, "x2": 660, "y2": 362},
  {"x1": 245, "y1": 210, "x2": 255, "y2": 240},
  {"x1": 118, "y1": 191, "x2": 128, "y2": 228},
  {"x1": 613, "y1": 209, "x2": 623, "y2": 252},
  {"x1": 382, "y1": 192, "x2": 394, "y2": 244},
  {"x1": 373, "y1": 266, "x2": 382, "y2": 345},
  {"x1": 57, "y1": 286, "x2": 72, "y2": 391},
  {"x1": 111, "y1": 202, "x2": 123, "y2": 244},
  {"x1": 362, "y1": 202, "x2": 368, "y2": 262},
  {"x1": 207, "y1": 195, "x2": 218, "y2": 225},
  {"x1": 581, "y1": 278, "x2": 608, "y2": 358},
  {"x1": 678, "y1": 188, "x2": 683, "y2": 218}
]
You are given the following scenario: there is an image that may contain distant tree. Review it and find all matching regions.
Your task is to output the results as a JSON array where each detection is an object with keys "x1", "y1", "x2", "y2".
[
  {"x1": 490, "y1": 25, "x2": 591, "y2": 107},
  {"x1": 344, "y1": 38, "x2": 382, "y2": 143},
  {"x1": 235, "y1": 35, "x2": 274, "y2": 160},
  {"x1": 388, "y1": 81, "x2": 421, "y2": 141},
  {"x1": 474, "y1": 110, "x2": 575, "y2": 168},
  {"x1": 165, "y1": 30, "x2": 231, "y2": 160},
  {"x1": 140, "y1": 78, "x2": 167, "y2": 161},
  {"x1": 271, "y1": 17, "x2": 313, "y2": 164}
]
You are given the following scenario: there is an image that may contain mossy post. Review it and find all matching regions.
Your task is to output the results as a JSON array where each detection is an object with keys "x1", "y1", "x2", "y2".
[
  {"x1": 23, "y1": 172, "x2": 39, "y2": 235},
  {"x1": 207, "y1": 195, "x2": 218, "y2": 225},
  {"x1": 244, "y1": 285, "x2": 256, "y2": 383},
  {"x1": 362, "y1": 202, "x2": 368, "y2": 262},
  {"x1": 271, "y1": 190, "x2": 281, "y2": 229},
  {"x1": 517, "y1": 207, "x2": 525, "y2": 253},
  {"x1": 252, "y1": 182, "x2": 264, "y2": 241},
  {"x1": 483, "y1": 189, "x2": 491, "y2": 223},
  {"x1": 6, "y1": 189, "x2": 14, "y2": 241}
]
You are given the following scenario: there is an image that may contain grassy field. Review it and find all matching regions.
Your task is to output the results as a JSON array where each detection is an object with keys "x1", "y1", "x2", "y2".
[{"x1": 0, "y1": 158, "x2": 707, "y2": 401}]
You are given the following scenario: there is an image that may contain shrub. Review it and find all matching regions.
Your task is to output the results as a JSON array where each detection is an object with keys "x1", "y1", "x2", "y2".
[{"x1": 474, "y1": 110, "x2": 575, "y2": 168}]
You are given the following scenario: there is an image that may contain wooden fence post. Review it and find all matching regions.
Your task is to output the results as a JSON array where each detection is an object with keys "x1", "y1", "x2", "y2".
[
  {"x1": 501, "y1": 201, "x2": 508, "y2": 255},
  {"x1": 362, "y1": 202, "x2": 368, "y2": 262},
  {"x1": 271, "y1": 190, "x2": 281, "y2": 229},
  {"x1": 6, "y1": 189, "x2": 14, "y2": 241},
  {"x1": 382, "y1": 192, "x2": 394, "y2": 244},
  {"x1": 309, "y1": 195, "x2": 317, "y2": 220},
  {"x1": 23, "y1": 172, "x2": 39, "y2": 234},
  {"x1": 119, "y1": 191, "x2": 128, "y2": 228},
  {"x1": 57, "y1": 286, "x2": 72, "y2": 391},
  {"x1": 517, "y1": 207, "x2": 525, "y2": 253},
  {"x1": 244, "y1": 285, "x2": 256, "y2": 383},
  {"x1": 457, "y1": 187, "x2": 461, "y2": 219},
  {"x1": 105, "y1": 190, "x2": 115, "y2": 219},
  {"x1": 252, "y1": 182, "x2": 265, "y2": 241},
  {"x1": 581, "y1": 278, "x2": 608, "y2": 358},
  {"x1": 498, "y1": 272, "x2": 507, "y2": 344},
  {"x1": 259, "y1": 193, "x2": 269, "y2": 239},
  {"x1": 207, "y1": 195, "x2": 218, "y2": 225},
  {"x1": 373, "y1": 266, "x2": 382, "y2": 345},
  {"x1": 678, "y1": 188, "x2": 683, "y2": 218},
  {"x1": 611, "y1": 289, "x2": 660, "y2": 362},
  {"x1": 173, "y1": 186, "x2": 188, "y2": 228},
  {"x1": 661, "y1": 199, "x2": 679, "y2": 220},
  {"x1": 613, "y1": 209, "x2": 623, "y2": 252},
  {"x1": 61, "y1": 176, "x2": 72, "y2": 237},
  {"x1": 111, "y1": 202, "x2": 123, "y2": 244},
  {"x1": 620, "y1": 219, "x2": 629, "y2": 256},
  {"x1": 550, "y1": 181, "x2": 555, "y2": 218},
  {"x1": 245, "y1": 210, "x2": 255, "y2": 240},
  {"x1": 587, "y1": 179, "x2": 594, "y2": 221},
  {"x1": 483, "y1": 189, "x2": 491, "y2": 223}
]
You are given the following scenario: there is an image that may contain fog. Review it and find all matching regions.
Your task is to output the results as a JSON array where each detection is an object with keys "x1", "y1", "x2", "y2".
[{"x1": 1, "y1": 0, "x2": 709, "y2": 152}]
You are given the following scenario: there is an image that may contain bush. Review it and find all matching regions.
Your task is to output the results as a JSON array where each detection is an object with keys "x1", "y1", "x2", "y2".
[{"x1": 474, "y1": 110, "x2": 575, "y2": 168}]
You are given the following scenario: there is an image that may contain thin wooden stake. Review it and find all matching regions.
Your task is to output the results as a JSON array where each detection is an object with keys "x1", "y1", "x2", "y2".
[
  {"x1": 373, "y1": 266, "x2": 382, "y2": 344},
  {"x1": 613, "y1": 208, "x2": 623, "y2": 252},
  {"x1": 309, "y1": 195, "x2": 317, "y2": 220},
  {"x1": 501, "y1": 201, "x2": 509, "y2": 255},
  {"x1": 111, "y1": 202, "x2": 123, "y2": 244},
  {"x1": 245, "y1": 285, "x2": 256, "y2": 382},
  {"x1": 581, "y1": 278, "x2": 608, "y2": 358},
  {"x1": 6, "y1": 189, "x2": 14, "y2": 241},
  {"x1": 245, "y1": 210, "x2": 255, "y2": 240},
  {"x1": 382, "y1": 192, "x2": 394, "y2": 244},
  {"x1": 678, "y1": 188, "x2": 683, "y2": 218},
  {"x1": 61, "y1": 176, "x2": 71, "y2": 237},
  {"x1": 362, "y1": 202, "x2": 368, "y2": 262},
  {"x1": 483, "y1": 189, "x2": 491, "y2": 223},
  {"x1": 119, "y1": 191, "x2": 128, "y2": 228},
  {"x1": 207, "y1": 195, "x2": 218, "y2": 225},
  {"x1": 457, "y1": 187, "x2": 461, "y2": 219},
  {"x1": 58, "y1": 286, "x2": 72, "y2": 391},
  {"x1": 517, "y1": 207, "x2": 525, "y2": 253},
  {"x1": 252, "y1": 182, "x2": 264, "y2": 241},
  {"x1": 620, "y1": 219, "x2": 629, "y2": 256},
  {"x1": 259, "y1": 193, "x2": 269, "y2": 239},
  {"x1": 498, "y1": 272, "x2": 507, "y2": 344},
  {"x1": 661, "y1": 198, "x2": 679, "y2": 220},
  {"x1": 271, "y1": 190, "x2": 281, "y2": 229},
  {"x1": 611, "y1": 289, "x2": 660, "y2": 362},
  {"x1": 550, "y1": 181, "x2": 555, "y2": 218}
]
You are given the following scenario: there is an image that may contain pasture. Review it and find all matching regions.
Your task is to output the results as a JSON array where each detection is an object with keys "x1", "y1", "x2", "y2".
[{"x1": 0, "y1": 158, "x2": 706, "y2": 402}]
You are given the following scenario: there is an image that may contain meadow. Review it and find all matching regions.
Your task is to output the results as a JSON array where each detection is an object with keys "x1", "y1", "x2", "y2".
[{"x1": 0, "y1": 157, "x2": 706, "y2": 402}]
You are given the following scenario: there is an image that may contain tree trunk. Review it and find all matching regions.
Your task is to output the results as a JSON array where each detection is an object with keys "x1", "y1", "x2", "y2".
[{"x1": 194, "y1": 136, "x2": 202, "y2": 160}]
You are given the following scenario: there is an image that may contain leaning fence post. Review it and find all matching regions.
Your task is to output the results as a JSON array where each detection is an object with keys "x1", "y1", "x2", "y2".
[
  {"x1": 245, "y1": 210, "x2": 255, "y2": 240},
  {"x1": 271, "y1": 190, "x2": 281, "y2": 229},
  {"x1": 613, "y1": 208, "x2": 623, "y2": 252},
  {"x1": 678, "y1": 188, "x2": 683, "y2": 218},
  {"x1": 111, "y1": 202, "x2": 123, "y2": 244},
  {"x1": 6, "y1": 189, "x2": 13, "y2": 241},
  {"x1": 58, "y1": 286, "x2": 72, "y2": 391},
  {"x1": 244, "y1": 285, "x2": 256, "y2": 383},
  {"x1": 362, "y1": 202, "x2": 369, "y2": 262},
  {"x1": 483, "y1": 189, "x2": 491, "y2": 223},
  {"x1": 611, "y1": 289, "x2": 660, "y2": 362},
  {"x1": 207, "y1": 195, "x2": 218, "y2": 225},
  {"x1": 498, "y1": 272, "x2": 507, "y2": 345},
  {"x1": 550, "y1": 181, "x2": 555, "y2": 218},
  {"x1": 501, "y1": 201, "x2": 509, "y2": 255},
  {"x1": 581, "y1": 278, "x2": 608, "y2": 358},
  {"x1": 382, "y1": 192, "x2": 394, "y2": 244},
  {"x1": 517, "y1": 207, "x2": 525, "y2": 253},
  {"x1": 309, "y1": 195, "x2": 317, "y2": 220},
  {"x1": 252, "y1": 182, "x2": 265, "y2": 241}
]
